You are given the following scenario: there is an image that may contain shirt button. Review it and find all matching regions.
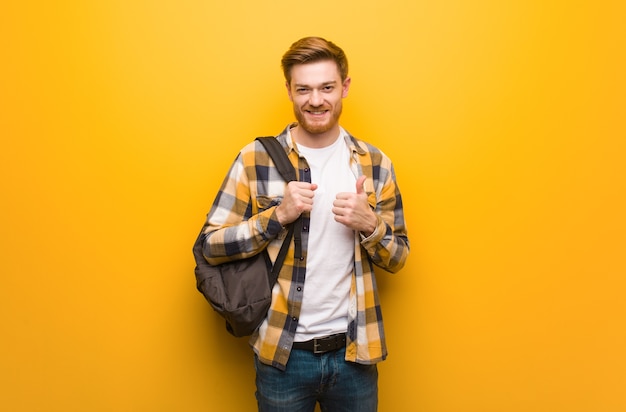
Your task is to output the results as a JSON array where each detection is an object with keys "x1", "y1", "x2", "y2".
[
  {"x1": 292, "y1": 316, "x2": 297, "y2": 321},
  {"x1": 303, "y1": 226, "x2": 308, "y2": 231},
  {"x1": 299, "y1": 256, "x2": 304, "y2": 261},
  {"x1": 297, "y1": 287, "x2": 302, "y2": 291}
]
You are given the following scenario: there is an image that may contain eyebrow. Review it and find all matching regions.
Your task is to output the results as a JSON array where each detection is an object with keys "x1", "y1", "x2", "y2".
[{"x1": 294, "y1": 81, "x2": 338, "y2": 88}]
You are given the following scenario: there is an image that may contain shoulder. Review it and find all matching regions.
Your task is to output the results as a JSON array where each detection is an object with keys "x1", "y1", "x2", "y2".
[
  {"x1": 234, "y1": 128, "x2": 292, "y2": 169},
  {"x1": 344, "y1": 132, "x2": 392, "y2": 165},
  {"x1": 239, "y1": 125, "x2": 292, "y2": 157}
]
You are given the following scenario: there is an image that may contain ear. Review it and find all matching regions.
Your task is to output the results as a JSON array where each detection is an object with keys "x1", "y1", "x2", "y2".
[
  {"x1": 342, "y1": 77, "x2": 351, "y2": 98},
  {"x1": 286, "y1": 81, "x2": 293, "y2": 102}
]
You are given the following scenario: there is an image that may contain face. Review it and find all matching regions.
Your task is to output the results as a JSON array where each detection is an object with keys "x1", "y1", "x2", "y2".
[{"x1": 286, "y1": 60, "x2": 351, "y2": 138}]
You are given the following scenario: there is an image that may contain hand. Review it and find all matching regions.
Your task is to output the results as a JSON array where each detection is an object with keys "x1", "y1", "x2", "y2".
[
  {"x1": 275, "y1": 181, "x2": 318, "y2": 226},
  {"x1": 332, "y1": 175, "x2": 378, "y2": 236}
]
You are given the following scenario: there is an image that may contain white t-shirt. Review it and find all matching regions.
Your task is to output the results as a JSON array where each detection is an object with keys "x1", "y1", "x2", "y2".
[{"x1": 294, "y1": 131, "x2": 356, "y2": 341}]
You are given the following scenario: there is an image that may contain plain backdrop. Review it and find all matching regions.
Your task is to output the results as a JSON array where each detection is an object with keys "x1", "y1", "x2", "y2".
[{"x1": 2, "y1": 1, "x2": 625, "y2": 411}]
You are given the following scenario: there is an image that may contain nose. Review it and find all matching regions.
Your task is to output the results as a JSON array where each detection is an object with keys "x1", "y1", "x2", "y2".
[{"x1": 308, "y1": 90, "x2": 324, "y2": 107}]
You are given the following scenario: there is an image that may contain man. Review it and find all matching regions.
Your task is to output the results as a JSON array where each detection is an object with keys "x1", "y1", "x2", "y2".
[{"x1": 198, "y1": 37, "x2": 409, "y2": 412}]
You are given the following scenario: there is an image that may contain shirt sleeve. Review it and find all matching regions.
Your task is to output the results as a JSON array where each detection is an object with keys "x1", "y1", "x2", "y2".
[
  {"x1": 201, "y1": 150, "x2": 284, "y2": 265},
  {"x1": 360, "y1": 161, "x2": 409, "y2": 273}
]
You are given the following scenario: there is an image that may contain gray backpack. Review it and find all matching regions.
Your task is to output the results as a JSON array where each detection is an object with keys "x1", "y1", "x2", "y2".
[{"x1": 192, "y1": 137, "x2": 301, "y2": 337}]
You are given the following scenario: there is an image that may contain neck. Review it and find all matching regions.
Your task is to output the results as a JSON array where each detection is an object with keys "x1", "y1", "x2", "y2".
[{"x1": 292, "y1": 124, "x2": 341, "y2": 148}]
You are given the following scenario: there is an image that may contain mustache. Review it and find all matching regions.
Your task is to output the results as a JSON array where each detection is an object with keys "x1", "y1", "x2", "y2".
[{"x1": 303, "y1": 106, "x2": 330, "y2": 110}]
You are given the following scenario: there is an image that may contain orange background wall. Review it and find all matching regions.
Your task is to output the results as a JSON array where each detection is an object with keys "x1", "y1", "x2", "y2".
[{"x1": 2, "y1": 1, "x2": 625, "y2": 411}]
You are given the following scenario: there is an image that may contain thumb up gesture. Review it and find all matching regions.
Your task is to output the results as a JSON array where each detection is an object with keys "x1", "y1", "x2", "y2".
[{"x1": 333, "y1": 175, "x2": 378, "y2": 236}]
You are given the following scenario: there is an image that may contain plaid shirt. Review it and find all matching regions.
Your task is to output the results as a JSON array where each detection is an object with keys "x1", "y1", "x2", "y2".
[{"x1": 201, "y1": 124, "x2": 409, "y2": 370}]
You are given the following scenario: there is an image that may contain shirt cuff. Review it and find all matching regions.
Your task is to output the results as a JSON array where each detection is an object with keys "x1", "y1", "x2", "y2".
[{"x1": 359, "y1": 215, "x2": 384, "y2": 244}]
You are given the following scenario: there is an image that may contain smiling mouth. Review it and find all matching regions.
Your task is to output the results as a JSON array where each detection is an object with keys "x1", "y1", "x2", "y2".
[{"x1": 306, "y1": 109, "x2": 328, "y2": 115}]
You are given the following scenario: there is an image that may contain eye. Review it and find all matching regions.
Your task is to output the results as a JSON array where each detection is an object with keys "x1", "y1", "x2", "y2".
[
  {"x1": 296, "y1": 87, "x2": 309, "y2": 94},
  {"x1": 323, "y1": 85, "x2": 334, "y2": 92}
]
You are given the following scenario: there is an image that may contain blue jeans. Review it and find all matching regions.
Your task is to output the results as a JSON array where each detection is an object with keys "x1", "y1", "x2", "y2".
[{"x1": 254, "y1": 347, "x2": 378, "y2": 412}]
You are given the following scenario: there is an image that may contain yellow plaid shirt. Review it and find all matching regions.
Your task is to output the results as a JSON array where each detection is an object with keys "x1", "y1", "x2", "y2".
[{"x1": 201, "y1": 124, "x2": 409, "y2": 370}]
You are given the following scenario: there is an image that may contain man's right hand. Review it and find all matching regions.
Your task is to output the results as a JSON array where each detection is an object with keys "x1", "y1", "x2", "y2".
[{"x1": 275, "y1": 181, "x2": 318, "y2": 226}]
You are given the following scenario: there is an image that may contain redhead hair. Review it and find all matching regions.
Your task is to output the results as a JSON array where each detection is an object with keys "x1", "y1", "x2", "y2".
[{"x1": 281, "y1": 37, "x2": 349, "y2": 84}]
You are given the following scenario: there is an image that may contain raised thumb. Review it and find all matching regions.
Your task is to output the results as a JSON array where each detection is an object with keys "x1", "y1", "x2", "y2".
[{"x1": 356, "y1": 175, "x2": 367, "y2": 195}]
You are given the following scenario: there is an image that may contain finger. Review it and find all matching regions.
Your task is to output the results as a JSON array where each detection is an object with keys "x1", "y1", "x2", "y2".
[
  {"x1": 290, "y1": 181, "x2": 315, "y2": 189},
  {"x1": 355, "y1": 175, "x2": 366, "y2": 195}
]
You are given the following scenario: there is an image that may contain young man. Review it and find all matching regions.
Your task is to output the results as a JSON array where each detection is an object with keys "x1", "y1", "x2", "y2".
[{"x1": 198, "y1": 37, "x2": 409, "y2": 412}]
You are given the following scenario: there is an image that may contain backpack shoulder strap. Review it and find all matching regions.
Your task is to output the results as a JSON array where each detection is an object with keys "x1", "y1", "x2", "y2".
[
  {"x1": 256, "y1": 136, "x2": 296, "y2": 182},
  {"x1": 255, "y1": 136, "x2": 303, "y2": 264}
]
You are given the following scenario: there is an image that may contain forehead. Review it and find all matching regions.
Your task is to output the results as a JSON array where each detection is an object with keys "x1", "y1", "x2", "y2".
[{"x1": 289, "y1": 60, "x2": 342, "y2": 86}]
